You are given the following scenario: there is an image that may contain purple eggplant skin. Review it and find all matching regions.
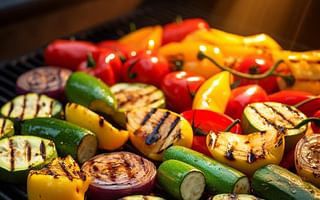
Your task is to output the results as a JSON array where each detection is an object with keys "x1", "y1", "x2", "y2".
[{"x1": 16, "y1": 66, "x2": 72, "y2": 101}]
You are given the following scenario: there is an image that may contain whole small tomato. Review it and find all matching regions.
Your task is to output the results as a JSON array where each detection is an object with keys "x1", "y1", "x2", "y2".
[
  {"x1": 233, "y1": 54, "x2": 278, "y2": 94},
  {"x1": 161, "y1": 71, "x2": 205, "y2": 113},
  {"x1": 225, "y1": 84, "x2": 269, "y2": 120},
  {"x1": 97, "y1": 40, "x2": 132, "y2": 62},
  {"x1": 121, "y1": 51, "x2": 170, "y2": 87},
  {"x1": 181, "y1": 109, "x2": 241, "y2": 156}
]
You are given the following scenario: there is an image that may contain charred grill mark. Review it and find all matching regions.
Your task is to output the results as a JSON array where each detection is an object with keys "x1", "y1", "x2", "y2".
[
  {"x1": 107, "y1": 162, "x2": 118, "y2": 182},
  {"x1": 0, "y1": 119, "x2": 6, "y2": 136},
  {"x1": 247, "y1": 151, "x2": 257, "y2": 163},
  {"x1": 20, "y1": 95, "x2": 27, "y2": 120},
  {"x1": 118, "y1": 88, "x2": 158, "y2": 108},
  {"x1": 263, "y1": 103, "x2": 295, "y2": 126},
  {"x1": 59, "y1": 160, "x2": 74, "y2": 181},
  {"x1": 140, "y1": 108, "x2": 157, "y2": 126},
  {"x1": 275, "y1": 137, "x2": 283, "y2": 148},
  {"x1": 40, "y1": 140, "x2": 46, "y2": 160},
  {"x1": 249, "y1": 105, "x2": 279, "y2": 130},
  {"x1": 284, "y1": 104, "x2": 300, "y2": 116},
  {"x1": 49, "y1": 100, "x2": 54, "y2": 116},
  {"x1": 122, "y1": 154, "x2": 134, "y2": 179},
  {"x1": 225, "y1": 144, "x2": 235, "y2": 161},
  {"x1": 138, "y1": 156, "x2": 146, "y2": 173},
  {"x1": 99, "y1": 116, "x2": 104, "y2": 127},
  {"x1": 145, "y1": 111, "x2": 170, "y2": 145},
  {"x1": 34, "y1": 94, "x2": 41, "y2": 117},
  {"x1": 7, "y1": 102, "x2": 14, "y2": 117},
  {"x1": 158, "y1": 117, "x2": 180, "y2": 151},
  {"x1": 25, "y1": 141, "x2": 32, "y2": 162},
  {"x1": 78, "y1": 170, "x2": 87, "y2": 181},
  {"x1": 9, "y1": 139, "x2": 15, "y2": 171}
]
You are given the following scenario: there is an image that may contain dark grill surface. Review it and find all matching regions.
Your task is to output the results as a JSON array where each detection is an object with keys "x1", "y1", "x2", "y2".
[{"x1": 0, "y1": 1, "x2": 214, "y2": 199}]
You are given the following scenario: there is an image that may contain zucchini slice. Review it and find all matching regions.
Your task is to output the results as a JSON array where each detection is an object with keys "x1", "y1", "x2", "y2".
[
  {"x1": 252, "y1": 164, "x2": 320, "y2": 200},
  {"x1": 157, "y1": 159, "x2": 205, "y2": 200},
  {"x1": 242, "y1": 102, "x2": 307, "y2": 151},
  {"x1": 209, "y1": 194, "x2": 262, "y2": 200},
  {"x1": 21, "y1": 117, "x2": 97, "y2": 163},
  {"x1": 0, "y1": 93, "x2": 62, "y2": 121},
  {"x1": 0, "y1": 135, "x2": 57, "y2": 183},
  {"x1": 119, "y1": 195, "x2": 165, "y2": 200},
  {"x1": 111, "y1": 83, "x2": 165, "y2": 127},
  {"x1": 163, "y1": 146, "x2": 250, "y2": 194},
  {"x1": 126, "y1": 107, "x2": 193, "y2": 161},
  {"x1": 0, "y1": 118, "x2": 14, "y2": 139},
  {"x1": 27, "y1": 155, "x2": 90, "y2": 200}
]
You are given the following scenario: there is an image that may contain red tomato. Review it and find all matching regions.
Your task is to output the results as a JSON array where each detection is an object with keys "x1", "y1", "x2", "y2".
[
  {"x1": 97, "y1": 40, "x2": 132, "y2": 61},
  {"x1": 44, "y1": 39, "x2": 98, "y2": 70},
  {"x1": 268, "y1": 90, "x2": 314, "y2": 106},
  {"x1": 225, "y1": 84, "x2": 269, "y2": 120},
  {"x1": 181, "y1": 109, "x2": 241, "y2": 156},
  {"x1": 162, "y1": 18, "x2": 209, "y2": 45},
  {"x1": 121, "y1": 51, "x2": 170, "y2": 87},
  {"x1": 161, "y1": 71, "x2": 205, "y2": 113},
  {"x1": 233, "y1": 54, "x2": 278, "y2": 94}
]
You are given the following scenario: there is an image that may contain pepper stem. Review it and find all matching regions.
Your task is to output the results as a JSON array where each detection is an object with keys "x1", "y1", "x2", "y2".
[
  {"x1": 294, "y1": 117, "x2": 320, "y2": 129},
  {"x1": 87, "y1": 53, "x2": 96, "y2": 68},
  {"x1": 197, "y1": 51, "x2": 295, "y2": 86},
  {"x1": 224, "y1": 119, "x2": 241, "y2": 132}
]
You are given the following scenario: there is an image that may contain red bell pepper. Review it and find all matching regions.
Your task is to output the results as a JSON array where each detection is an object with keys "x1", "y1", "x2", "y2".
[
  {"x1": 161, "y1": 71, "x2": 205, "y2": 113},
  {"x1": 268, "y1": 90, "x2": 314, "y2": 106},
  {"x1": 121, "y1": 51, "x2": 170, "y2": 87},
  {"x1": 44, "y1": 39, "x2": 98, "y2": 70},
  {"x1": 162, "y1": 18, "x2": 209, "y2": 45},
  {"x1": 97, "y1": 40, "x2": 132, "y2": 62},
  {"x1": 181, "y1": 109, "x2": 241, "y2": 156},
  {"x1": 77, "y1": 49, "x2": 122, "y2": 85},
  {"x1": 225, "y1": 84, "x2": 269, "y2": 120}
]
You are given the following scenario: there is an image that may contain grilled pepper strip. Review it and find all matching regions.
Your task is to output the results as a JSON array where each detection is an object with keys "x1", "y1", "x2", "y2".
[
  {"x1": 126, "y1": 107, "x2": 193, "y2": 161},
  {"x1": 27, "y1": 155, "x2": 90, "y2": 200},
  {"x1": 192, "y1": 71, "x2": 233, "y2": 113},
  {"x1": 65, "y1": 103, "x2": 129, "y2": 151}
]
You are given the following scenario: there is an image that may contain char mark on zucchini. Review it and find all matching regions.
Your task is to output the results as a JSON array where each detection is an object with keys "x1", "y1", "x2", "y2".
[
  {"x1": 248, "y1": 105, "x2": 280, "y2": 130},
  {"x1": 25, "y1": 141, "x2": 32, "y2": 162},
  {"x1": 117, "y1": 87, "x2": 158, "y2": 108},
  {"x1": 263, "y1": 103, "x2": 295, "y2": 126},
  {"x1": 40, "y1": 140, "x2": 46, "y2": 160},
  {"x1": 145, "y1": 111, "x2": 170, "y2": 145},
  {"x1": 9, "y1": 138, "x2": 15, "y2": 171},
  {"x1": 0, "y1": 119, "x2": 6, "y2": 136}
]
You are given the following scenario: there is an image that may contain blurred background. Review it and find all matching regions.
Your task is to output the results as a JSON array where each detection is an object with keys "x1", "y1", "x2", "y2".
[{"x1": 0, "y1": 0, "x2": 319, "y2": 62}]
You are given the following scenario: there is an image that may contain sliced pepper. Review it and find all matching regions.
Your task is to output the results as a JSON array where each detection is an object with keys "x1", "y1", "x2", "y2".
[
  {"x1": 27, "y1": 155, "x2": 90, "y2": 200},
  {"x1": 158, "y1": 41, "x2": 224, "y2": 78},
  {"x1": 65, "y1": 103, "x2": 128, "y2": 151},
  {"x1": 192, "y1": 71, "x2": 233, "y2": 113}
]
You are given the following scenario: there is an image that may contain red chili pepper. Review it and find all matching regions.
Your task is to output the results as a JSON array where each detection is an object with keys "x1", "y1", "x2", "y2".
[
  {"x1": 295, "y1": 96, "x2": 320, "y2": 117},
  {"x1": 44, "y1": 39, "x2": 98, "y2": 70},
  {"x1": 225, "y1": 84, "x2": 269, "y2": 120},
  {"x1": 97, "y1": 40, "x2": 132, "y2": 62},
  {"x1": 77, "y1": 49, "x2": 122, "y2": 85},
  {"x1": 162, "y1": 18, "x2": 209, "y2": 45},
  {"x1": 161, "y1": 71, "x2": 205, "y2": 113},
  {"x1": 181, "y1": 109, "x2": 241, "y2": 156},
  {"x1": 233, "y1": 54, "x2": 280, "y2": 94},
  {"x1": 121, "y1": 51, "x2": 170, "y2": 87},
  {"x1": 268, "y1": 90, "x2": 314, "y2": 106}
]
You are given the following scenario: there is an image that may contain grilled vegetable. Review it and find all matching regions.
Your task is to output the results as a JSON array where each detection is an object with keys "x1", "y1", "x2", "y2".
[
  {"x1": 65, "y1": 72, "x2": 117, "y2": 116},
  {"x1": 82, "y1": 152, "x2": 157, "y2": 200},
  {"x1": 0, "y1": 118, "x2": 14, "y2": 139},
  {"x1": 0, "y1": 93, "x2": 62, "y2": 121},
  {"x1": 157, "y1": 159, "x2": 205, "y2": 200},
  {"x1": 252, "y1": 164, "x2": 320, "y2": 200},
  {"x1": 16, "y1": 66, "x2": 72, "y2": 100},
  {"x1": 119, "y1": 195, "x2": 165, "y2": 200},
  {"x1": 209, "y1": 194, "x2": 262, "y2": 200},
  {"x1": 295, "y1": 134, "x2": 320, "y2": 187},
  {"x1": 65, "y1": 103, "x2": 129, "y2": 151},
  {"x1": 111, "y1": 83, "x2": 165, "y2": 127},
  {"x1": 242, "y1": 102, "x2": 307, "y2": 151},
  {"x1": 163, "y1": 146, "x2": 250, "y2": 194},
  {"x1": 206, "y1": 129, "x2": 285, "y2": 176},
  {"x1": 126, "y1": 107, "x2": 193, "y2": 161},
  {"x1": 0, "y1": 135, "x2": 57, "y2": 183},
  {"x1": 27, "y1": 155, "x2": 90, "y2": 200},
  {"x1": 21, "y1": 118, "x2": 97, "y2": 163}
]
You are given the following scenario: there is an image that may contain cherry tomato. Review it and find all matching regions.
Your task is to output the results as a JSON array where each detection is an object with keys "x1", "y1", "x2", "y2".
[
  {"x1": 225, "y1": 84, "x2": 269, "y2": 120},
  {"x1": 181, "y1": 109, "x2": 241, "y2": 156},
  {"x1": 97, "y1": 40, "x2": 132, "y2": 62},
  {"x1": 121, "y1": 51, "x2": 170, "y2": 87},
  {"x1": 233, "y1": 54, "x2": 278, "y2": 94},
  {"x1": 161, "y1": 71, "x2": 205, "y2": 113},
  {"x1": 44, "y1": 39, "x2": 98, "y2": 70}
]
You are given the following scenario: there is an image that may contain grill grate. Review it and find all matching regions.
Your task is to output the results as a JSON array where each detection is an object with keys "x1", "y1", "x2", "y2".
[{"x1": 0, "y1": 1, "x2": 214, "y2": 199}]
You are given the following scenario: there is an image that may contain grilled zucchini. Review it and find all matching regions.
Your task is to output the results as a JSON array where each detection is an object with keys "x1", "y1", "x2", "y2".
[
  {"x1": 126, "y1": 107, "x2": 193, "y2": 161},
  {"x1": 0, "y1": 118, "x2": 14, "y2": 139},
  {"x1": 0, "y1": 135, "x2": 57, "y2": 183}
]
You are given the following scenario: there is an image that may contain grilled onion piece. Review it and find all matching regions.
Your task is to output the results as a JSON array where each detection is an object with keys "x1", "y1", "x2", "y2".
[
  {"x1": 295, "y1": 134, "x2": 320, "y2": 187},
  {"x1": 206, "y1": 129, "x2": 285, "y2": 176},
  {"x1": 82, "y1": 152, "x2": 157, "y2": 200}
]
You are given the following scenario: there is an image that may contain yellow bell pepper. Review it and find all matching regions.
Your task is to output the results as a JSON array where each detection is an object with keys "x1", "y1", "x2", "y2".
[
  {"x1": 119, "y1": 25, "x2": 162, "y2": 51},
  {"x1": 158, "y1": 41, "x2": 224, "y2": 78},
  {"x1": 192, "y1": 71, "x2": 233, "y2": 113},
  {"x1": 126, "y1": 108, "x2": 193, "y2": 161},
  {"x1": 206, "y1": 130, "x2": 285, "y2": 176},
  {"x1": 27, "y1": 155, "x2": 90, "y2": 200},
  {"x1": 65, "y1": 102, "x2": 128, "y2": 151}
]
